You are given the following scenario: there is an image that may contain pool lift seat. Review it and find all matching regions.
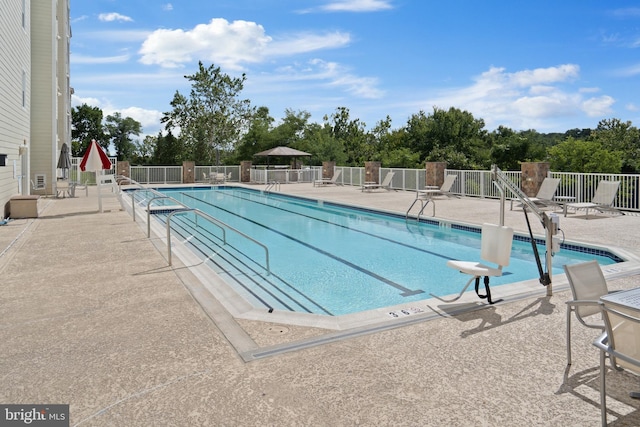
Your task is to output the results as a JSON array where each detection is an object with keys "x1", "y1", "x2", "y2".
[{"x1": 431, "y1": 223, "x2": 514, "y2": 305}]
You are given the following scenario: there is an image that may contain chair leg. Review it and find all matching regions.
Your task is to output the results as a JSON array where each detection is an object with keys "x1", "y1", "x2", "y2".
[
  {"x1": 600, "y1": 349, "x2": 607, "y2": 426},
  {"x1": 567, "y1": 307, "x2": 572, "y2": 365}
]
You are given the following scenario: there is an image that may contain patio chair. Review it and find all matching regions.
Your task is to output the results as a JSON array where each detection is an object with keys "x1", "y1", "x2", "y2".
[
  {"x1": 593, "y1": 301, "x2": 640, "y2": 426},
  {"x1": 313, "y1": 169, "x2": 342, "y2": 187},
  {"x1": 418, "y1": 174, "x2": 457, "y2": 199},
  {"x1": 510, "y1": 177, "x2": 561, "y2": 210},
  {"x1": 55, "y1": 180, "x2": 72, "y2": 198},
  {"x1": 431, "y1": 223, "x2": 513, "y2": 305},
  {"x1": 209, "y1": 172, "x2": 226, "y2": 184},
  {"x1": 362, "y1": 171, "x2": 395, "y2": 192},
  {"x1": 31, "y1": 174, "x2": 47, "y2": 196},
  {"x1": 565, "y1": 180, "x2": 623, "y2": 218},
  {"x1": 564, "y1": 260, "x2": 618, "y2": 366}
]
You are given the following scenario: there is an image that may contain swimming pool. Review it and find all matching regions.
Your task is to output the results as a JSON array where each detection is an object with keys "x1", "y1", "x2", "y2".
[{"x1": 140, "y1": 187, "x2": 621, "y2": 317}]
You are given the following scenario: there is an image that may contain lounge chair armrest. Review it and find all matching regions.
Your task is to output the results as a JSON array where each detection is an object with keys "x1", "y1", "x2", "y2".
[{"x1": 566, "y1": 299, "x2": 600, "y2": 307}]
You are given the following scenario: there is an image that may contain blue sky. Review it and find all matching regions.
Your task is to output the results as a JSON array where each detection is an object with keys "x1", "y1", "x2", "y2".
[{"x1": 70, "y1": 0, "x2": 640, "y2": 139}]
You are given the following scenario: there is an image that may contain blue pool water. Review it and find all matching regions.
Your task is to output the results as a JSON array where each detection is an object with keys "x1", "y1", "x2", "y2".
[{"x1": 147, "y1": 187, "x2": 619, "y2": 316}]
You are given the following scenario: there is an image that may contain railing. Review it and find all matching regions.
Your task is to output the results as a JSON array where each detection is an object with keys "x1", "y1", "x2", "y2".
[
  {"x1": 265, "y1": 181, "x2": 281, "y2": 192},
  {"x1": 165, "y1": 208, "x2": 271, "y2": 274},
  {"x1": 121, "y1": 185, "x2": 271, "y2": 273},
  {"x1": 251, "y1": 167, "x2": 320, "y2": 184},
  {"x1": 116, "y1": 161, "x2": 640, "y2": 212}
]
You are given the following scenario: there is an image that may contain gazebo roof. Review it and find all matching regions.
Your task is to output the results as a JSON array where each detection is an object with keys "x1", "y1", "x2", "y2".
[{"x1": 254, "y1": 146, "x2": 311, "y2": 157}]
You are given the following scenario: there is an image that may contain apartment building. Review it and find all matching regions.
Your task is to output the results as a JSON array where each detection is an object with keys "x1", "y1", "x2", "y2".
[{"x1": 0, "y1": 0, "x2": 71, "y2": 217}]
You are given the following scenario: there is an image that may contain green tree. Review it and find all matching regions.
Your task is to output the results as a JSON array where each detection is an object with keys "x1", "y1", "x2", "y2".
[
  {"x1": 590, "y1": 118, "x2": 640, "y2": 173},
  {"x1": 233, "y1": 106, "x2": 276, "y2": 163},
  {"x1": 488, "y1": 126, "x2": 544, "y2": 170},
  {"x1": 152, "y1": 130, "x2": 182, "y2": 165},
  {"x1": 323, "y1": 107, "x2": 367, "y2": 166},
  {"x1": 548, "y1": 137, "x2": 622, "y2": 173},
  {"x1": 131, "y1": 135, "x2": 156, "y2": 165},
  {"x1": 71, "y1": 104, "x2": 106, "y2": 156},
  {"x1": 300, "y1": 122, "x2": 347, "y2": 165},
  {"x1": 104, "y1": 112, "x2": 142, "y2": 161},
  {"x1": 162, "y1": 61, "x2": 254, "y2": 165}
]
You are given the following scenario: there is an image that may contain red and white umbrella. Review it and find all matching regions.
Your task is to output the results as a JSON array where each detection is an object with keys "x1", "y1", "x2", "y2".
[
  {"x1": 80, "y1": 139, "x2": 113, "y2": 212},
  {"x1": 80, "y1": 139, "x2": 111, "y2": 172}
]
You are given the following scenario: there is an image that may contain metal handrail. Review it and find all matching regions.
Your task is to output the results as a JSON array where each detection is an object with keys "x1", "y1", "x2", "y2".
[
  {"x1": 265, "y1": 181, "x2": 281, "y2": 192},
  {"x1": 146, "y1": 196, "x2": 190, "y2": 237},
  {"x1": 165, "y1": 208, "x2": 270, "y2": 275}
]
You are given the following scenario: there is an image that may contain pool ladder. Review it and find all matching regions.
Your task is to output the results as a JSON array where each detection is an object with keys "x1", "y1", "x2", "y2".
[
  {"x1": 265, "y1": 181, "x2": 281, "y2": 192},
  {"x1": 405, "y1": 192, "x2": 435, "y2": 221}
]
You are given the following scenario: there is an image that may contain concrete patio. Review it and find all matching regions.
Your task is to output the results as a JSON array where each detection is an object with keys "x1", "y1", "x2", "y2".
[{"x1": 1, "y1": 183, "x2": 640, "y2": 426}]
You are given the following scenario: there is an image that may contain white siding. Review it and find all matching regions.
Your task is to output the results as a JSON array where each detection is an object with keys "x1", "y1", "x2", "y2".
[
  {"x1": 0, "y1": 0, "x2": 31, "y2": 215},
  {"x1": 30, "y1": 0, "x2": 57, "y2": 195}
]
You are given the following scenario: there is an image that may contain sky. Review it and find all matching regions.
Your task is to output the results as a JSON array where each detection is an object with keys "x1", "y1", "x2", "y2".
[{"x1": 69, "y1": 0, "x2": 640, "y2": 140}]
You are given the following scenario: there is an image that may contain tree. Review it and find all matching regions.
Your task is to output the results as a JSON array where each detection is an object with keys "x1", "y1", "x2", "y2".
[
  {"x1": 152, "y1": 130, "x2": 182, "y2": 165},
  {"x1": 162, "y1": 61, "x2": 254, "y2": 165},
  {"x1": 71, "y1": 104, "x2": 106, "y2": 156},
  {"x1": 590, "y1": 118, "x2": 640, "y2": 173},
  {"x1": 301, "y1": 122, "x2": 347, "y2": 165},
  {"x1": 548, "y1": 137, "x2": 622, "y2": 173},
  {"x1": 104, "y1": 112, "x2": 142, "y2": 161},
  {"x1": 323, "y1": 107, "x2": 367, "y2": 166}
]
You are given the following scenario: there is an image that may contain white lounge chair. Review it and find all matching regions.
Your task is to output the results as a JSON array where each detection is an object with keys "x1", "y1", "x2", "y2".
[
  {"x1": 593, "y1": 300, "x2": 640, "y2": 425},
  {"x1": 564, "y1": 260, "x2": 618, "y2": 366},
  {"x1": 362, "y1": 171, "x2": 395, "y2": 192},
  {"x1": 511, "y1": 177, "x2": 561, "y2": 210},
  {"x1": 313, "y1": 169, "x2": 342, "y2": 187},
  {"x1": 418, "y1": 174, "x2": 457, "y2": 199},
  {"x1": 431, "y1": 223, "x2": 513, "y2": 305},
  {"x1": 565, "y1": 180, "x2": 622, "y2": 218}
]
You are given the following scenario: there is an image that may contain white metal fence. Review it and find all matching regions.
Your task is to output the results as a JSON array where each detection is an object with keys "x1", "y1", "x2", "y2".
[{"x1": 74, "y1": 160, "x2": 639, "y2": 212}]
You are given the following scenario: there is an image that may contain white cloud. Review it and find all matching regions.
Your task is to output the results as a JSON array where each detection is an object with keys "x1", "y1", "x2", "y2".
[
  {"x1": 250, "y1": 59, "x2": 383, "y2": 100},
  {"x1": 582, "y1": 96, "x2": 615, "y2": 117},
  {"x1": 71, "y1": 53, "x2": 131, "y2": 64},
  {"x1": 162, "y1": 3, "x2": 173, "y2": 12},
  {"x1": 119, "y1": 107, "x2": 165, "y2": 132},
  {"x1": 299, "y1": 0, "x2": 393, "y2": 13},
  {"x1": 138, "y1": 18, "x2": 350, "y2": 70},
  {"x1": 615, "y1": 63, "x2": 640, "y2": 77},
  {"x1": 98, "y1": 13, "x2": 134, "y2": 23},
  {"x1": 420, "y1": 64, "x2": 614, "y2": 130},
  {"x1": 71, "y1": 94, "x2": 102, "y2": 108},
  {"x1": 627, "y1": 103, "x2": 639, "y2": 112}
]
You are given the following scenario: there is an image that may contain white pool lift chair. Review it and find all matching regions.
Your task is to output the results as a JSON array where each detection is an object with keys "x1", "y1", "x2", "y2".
[{"x1": 431, "y1": 223, "x2": 513, "y2": 305}]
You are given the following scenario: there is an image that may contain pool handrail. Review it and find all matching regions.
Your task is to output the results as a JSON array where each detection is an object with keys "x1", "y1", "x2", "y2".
[
  {"x1": 146, "y1": 195, "x2": 190, "y2": 237},
  {"x1": 165, "y1": 208, "x2": 271, "y2": 275}
]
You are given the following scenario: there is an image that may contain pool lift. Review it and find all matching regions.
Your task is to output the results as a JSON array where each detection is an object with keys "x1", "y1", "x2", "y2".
[
  {"x1": 491, "y1": 165, "x2": 558, "y2": 295},
  {"x1": 431, "y1": 166, "x2": 559, "y2": 305}
]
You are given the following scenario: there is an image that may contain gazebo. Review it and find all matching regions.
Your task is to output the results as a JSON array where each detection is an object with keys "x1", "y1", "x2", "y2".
[{"x1": 254, "y1": 146, "x2": 311, "y2": 169}]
